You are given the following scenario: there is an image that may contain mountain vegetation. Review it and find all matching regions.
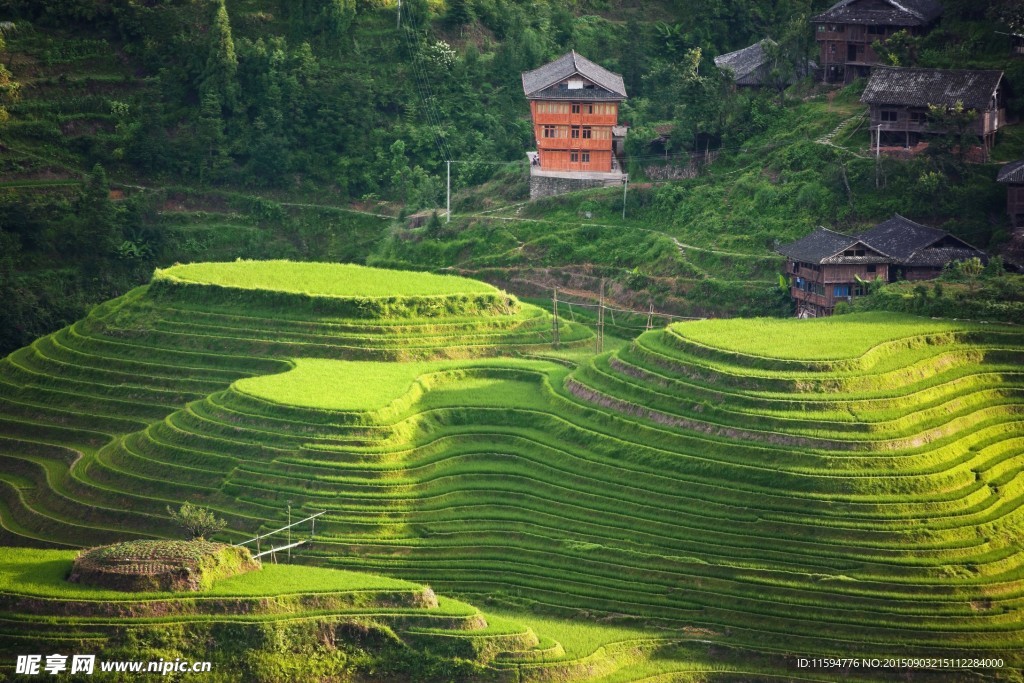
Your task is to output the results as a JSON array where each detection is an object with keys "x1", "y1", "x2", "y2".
[{"x1": 1, "y1": 0, "x2": 1020, "y2": 355}]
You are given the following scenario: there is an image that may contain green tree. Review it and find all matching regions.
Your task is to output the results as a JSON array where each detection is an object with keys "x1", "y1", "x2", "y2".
[
  {"x1": 0, "y1": 23, "x2": 20, "y2": 124},
  {"x1": 445, "y1": 0, "x2": 475, "y2": 28},
  {"x1": 317, "y1": 0, "x2": 355, "y2": 55},
  {"x1": 68, "y1": 164, "x2": 120, "y2": 270},
  {"x1": 927, "y1": 100, "x2": 979, "y2": 164},
  {"x1": 201, "y1": 0, "x2": 238, "y2": 107},
  {"x1": 671, "y1": 48, "x2": 728, "y2": 152},
  {"x1": 872, "y1": 29, "x2": 922, "y2": 67},
  {"x1": 167, "y1": 502, "x2": 227, "y2": 540},
  {"x1": 196, "y1": 91, "x2": 231, "y2": 184}
]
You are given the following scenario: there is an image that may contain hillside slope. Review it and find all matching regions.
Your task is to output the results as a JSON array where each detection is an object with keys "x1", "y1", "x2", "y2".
[{"x1": 1, "y1": 262, "x2": 1021, "y2": 680}]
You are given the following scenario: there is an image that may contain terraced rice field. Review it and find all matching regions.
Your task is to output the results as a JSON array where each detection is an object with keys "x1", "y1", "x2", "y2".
[
  {"x1": 0, "y1": 547, "x2": 556, "y2": 679},
  {"x1": 1, "y1": 262, "x2": 1022, "y2": 681}
]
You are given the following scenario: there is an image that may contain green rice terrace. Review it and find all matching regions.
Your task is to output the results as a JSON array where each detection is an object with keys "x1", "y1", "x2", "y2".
[{"x1": 1, "y1": 261, "x2": 1023, "y2": 681}]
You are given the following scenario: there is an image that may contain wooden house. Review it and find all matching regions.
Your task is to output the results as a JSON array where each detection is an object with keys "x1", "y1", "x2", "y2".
[
  {"x1": 861, "y1": 67, "x2": 1005, "y2": 152},
  {"x1": 778, "y1": 215, "x2": 987, "y2": 317},
  {"x1": 997, "y1": 160, "x2": 1024, "y2": 233},
  {"x1": 714, "y1": 39, "x2": 814, "y2": 89},
  {"x1": 812, "y1": 0, "x2": 942, "y2": 84},
  {"x1": 522, "y1": 51, "x2": 627, "y2": 174}
]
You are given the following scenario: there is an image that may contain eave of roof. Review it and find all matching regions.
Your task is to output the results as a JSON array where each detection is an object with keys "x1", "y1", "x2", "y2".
[
  {"x1": 522, "y1": 51, "x2": 627, "y2": 99},
  {"x1": 811, "y1": 0, "x2": 942, "y2": 25},
  {"x1": 860, "y1": 67, "x2": 1004, "y2": 110},
  {"x1": 997, "y1": 159, "x2": 1024, "y2": 184},
  {"x1": 776, "y1": 227, "x2": 893, "y2": 263}
]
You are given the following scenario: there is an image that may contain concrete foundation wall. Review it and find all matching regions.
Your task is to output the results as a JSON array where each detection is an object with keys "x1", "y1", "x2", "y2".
[{"x1": 530, "y1": 174, "x2": 621, "y2": 200}]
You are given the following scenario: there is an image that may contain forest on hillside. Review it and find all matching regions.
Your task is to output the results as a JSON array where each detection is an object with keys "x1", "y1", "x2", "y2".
[{"x1": 1, "y1": 0, "x2": 1023, "y2": 353}]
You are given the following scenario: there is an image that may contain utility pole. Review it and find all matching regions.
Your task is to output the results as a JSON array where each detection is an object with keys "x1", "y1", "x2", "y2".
[
  {"x1": 621, "y1": 174, "x2": 629, "y2": 220},
  {"x1": 551, "y1": 287, "x2": 560, "y2": 348},
  {"x1": 646, "y1": 302, "x2": 654, "y2": 331},
  {"x1": 397, "y1": 0, "x2": 402, "y2": 29},
  {"x1": 287, "y1": 502, "x2": 291, "y2": 561},
  {"x1": 596, "y1": 278, "x2": 605, "y2": 354},
  {"x1": 446, "y1": 160, "x2": 451, "y2": 223},
  {"x1": 875, "y1": 124, "x2": 881, "y2": 189}
]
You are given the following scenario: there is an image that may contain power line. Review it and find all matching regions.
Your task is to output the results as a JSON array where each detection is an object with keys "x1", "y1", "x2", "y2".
[{"x1": 398, "y1": 1, "x2": 453, "y2": 163}]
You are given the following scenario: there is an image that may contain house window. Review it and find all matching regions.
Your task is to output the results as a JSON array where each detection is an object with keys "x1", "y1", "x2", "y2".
[
  {"x1": 571, "y1": 103, "x2": 580, "y2": 114},
  {"x1": 881, "y1": 110, "x2": 898, "y2": 122},
  {"x1": 818, "y1": 25, "x2": 826, "y2": 32},
  {"x1": 571, "y1": 126, "x2": 581, "y2": 139},
  {"x1": 582, "y1": 152, "x2": 590, "y2": 163},
  {"x1": 909, "y1": 112, "x2": 927, "y2": 124},
  {"x1": 829, "y1": 24, "x2": 840, "y2": 32},
  {"x1": 582, "y1": 126, "x2": 592, "y2": 139},
  {"x1": 867, "y1": 264, "x2": 876, "y2": 273},
  {"x1": 868, "y1": 25, "x2": 886, "y2": 35},
  {"x1": 585, "y1": 104, "x2": 594, "y2": 114},
  {"x1": 570, "y1": 152, "x2": 579, "y2": 162},
  {"x1": 543, "y1": 125, "x2": 556, "y2": 138},
  {"x1": 853, "y1": 285, "x2": 864, "y2": 296},
  {"x1": 833, "y1": 285, "x2": 850, "y2": 297}
]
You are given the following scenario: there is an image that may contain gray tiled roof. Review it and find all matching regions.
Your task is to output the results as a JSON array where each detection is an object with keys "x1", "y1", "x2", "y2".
[
  {"x1": 778, "y1": 215, "x2": 985, "y2": 266},
  {"x1": 715, "y1": 40, "x2": 775, "y2": 84},
  {"x1": 861, "y1": 67, "x2": 1003, "y2": 110},
  {"x1": 714, "y1": 39, "x2": 815, "y2": 86},
  {"x1": 856, "y1": 215, "x2": 945, "y2": 260},
  {"x1": 776, "y1": 227, "x2": 890, "y2": 263},
  {"x1": 997, "y1": 160, "x2": 1024, "y2": 184},
  {"x1": 522, "y1": 51, "x2": 627, "y2": 99},
  {"x1": 858, "y1": 215, "x2": 985, "y2": 266},
  {"x1": 812, "y1": 0, "x2": 942, "y2": 26}
]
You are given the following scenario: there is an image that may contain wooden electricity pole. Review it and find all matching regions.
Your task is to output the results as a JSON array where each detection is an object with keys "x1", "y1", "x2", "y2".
[
  {"x1": 596, "y1": 278, "x2": 605, "y2": 353},
  {"x1": 551, "y1": 287, "x2": 560, "y2": 348},
  {"x1": 646, "y1": 302, "x2": 654, "y2": 331}
]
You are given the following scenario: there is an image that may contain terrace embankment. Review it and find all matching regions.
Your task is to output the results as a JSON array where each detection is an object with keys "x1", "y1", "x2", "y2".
[{"x1": 2, "y1": 261, "x2": 1023, "y2": 680}]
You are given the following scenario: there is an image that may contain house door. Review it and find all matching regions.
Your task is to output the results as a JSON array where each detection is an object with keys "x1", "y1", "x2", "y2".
[{"x1": 847, "y1": 44, "x2": 857, "y2": 61}]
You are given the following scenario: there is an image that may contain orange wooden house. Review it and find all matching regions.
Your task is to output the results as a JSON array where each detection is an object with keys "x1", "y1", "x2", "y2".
[{"x1": 522, "y1": 51, "x2": 627, "y2": 173}]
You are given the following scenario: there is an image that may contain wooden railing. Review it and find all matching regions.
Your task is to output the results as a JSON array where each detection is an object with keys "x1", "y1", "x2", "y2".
[
  {"x1": 537, "y1": 137, "x2": 614, "y2": 151},
  {"x1": 533, "y1": 112, "x2": 619, "y2": 126}
]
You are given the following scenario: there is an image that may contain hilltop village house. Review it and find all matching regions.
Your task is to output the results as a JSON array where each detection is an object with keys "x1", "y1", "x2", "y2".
[
  {"x1": 861, "y1": 67, "x2": 1006, "y2": 153},
  {"x1": 998, "y1": 160, "x2": 1024, "y2": 235},
  {"x1": 522, "y1": 51, "x2": 627, "y2": 199},
  {"x1": 714, "y1": 39, "x2": 815, "y2": 89},
  {"x1": 812, "y1": 0, "x2": 942, "y2": 84},
  {"x1": 778, "y1": 215, "x2": 987, "y2": 317}
]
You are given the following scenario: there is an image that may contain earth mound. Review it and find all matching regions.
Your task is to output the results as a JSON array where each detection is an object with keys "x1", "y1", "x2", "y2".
[{"x1": 69, "y1": 540, "x2": 259, "y2": 593}]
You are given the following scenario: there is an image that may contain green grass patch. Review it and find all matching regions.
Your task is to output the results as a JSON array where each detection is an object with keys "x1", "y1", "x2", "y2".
[
  {"x1": 234, "y1": 358, "x2": 553, "y2": 412},
  {"x1": 488, "y1": 609, "x2": 661, "y2": 659},
  {"x1": 671, "y1": 311, "x2": 978, "y2": 361},
  {"x1": 0, "y1": 548, "x2": 420, "y2": 600},
  {"x1": 156, "y1": 260, "x2": 498, "y2": 298}
]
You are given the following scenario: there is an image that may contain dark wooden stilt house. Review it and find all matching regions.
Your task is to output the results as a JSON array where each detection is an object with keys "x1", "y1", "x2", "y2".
[
  {"x1": 778, "y1": 215, "x2": 987, "y2": 317},
  {"x1": 861, "y1": 67, "x2": 1005, "y2": 153},
  {"x1": 812, "y1": 0, "x2": 942, "y2": 84},
  {"x1": 998, "y1": 160, "x2": 1024, "y2": 235}
]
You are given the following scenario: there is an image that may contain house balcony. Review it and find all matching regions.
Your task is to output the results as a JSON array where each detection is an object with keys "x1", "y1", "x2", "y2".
[
  {"x1": 537, "y1": 137, "x2": 614, "y2": 151},
  {"x1": 532, "y1": 112, "x2": 619, "y2": 126}
]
